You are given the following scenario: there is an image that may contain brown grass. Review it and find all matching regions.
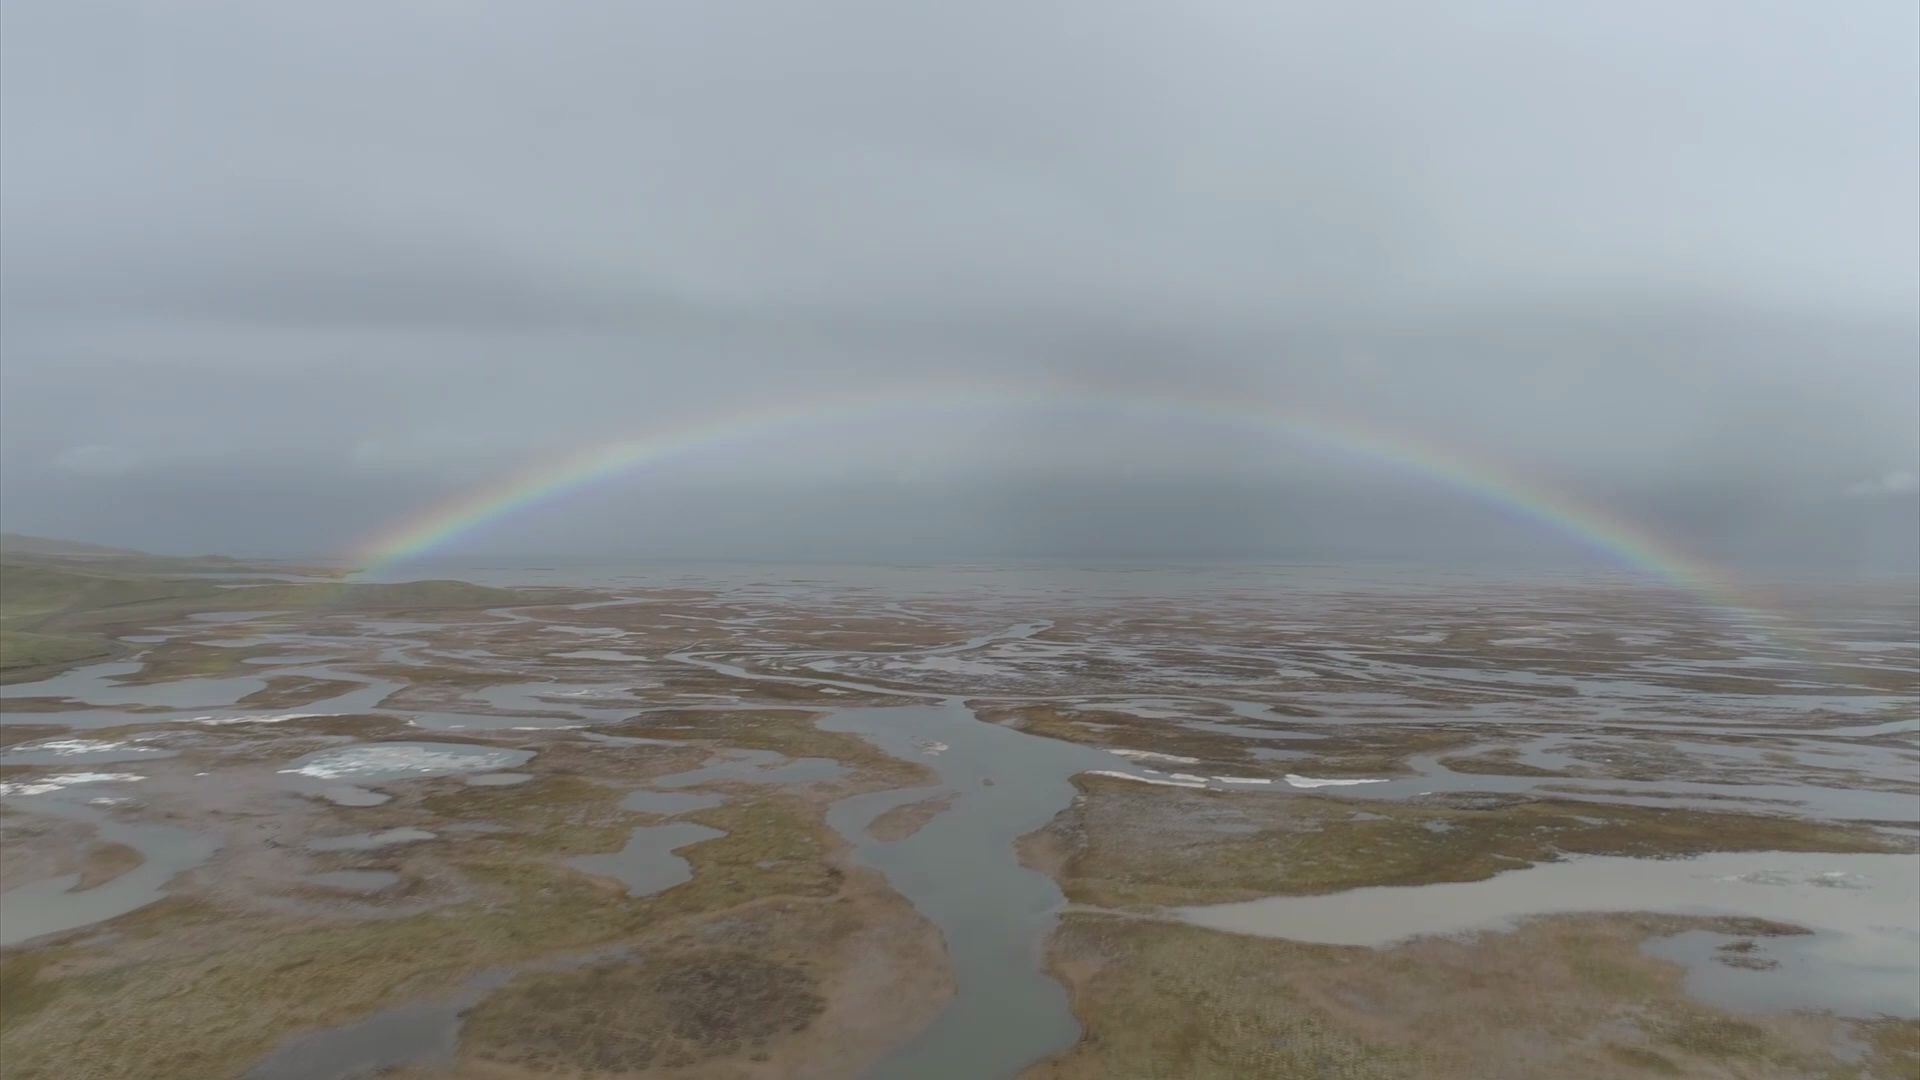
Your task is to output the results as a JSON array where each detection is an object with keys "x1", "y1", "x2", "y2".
[
  {"x1": 866, "y1": 793, "x2": 956, "y2": 842},
  {"x1": 1026, "y1": 776, "x2": 1906, "y2": 908},
  {"x1": 71, "y1": 842, "x2": 144, "y2": 891},
  {"x1": 1027, "y1": 913, "x2": 1876, "y2": 1080}
]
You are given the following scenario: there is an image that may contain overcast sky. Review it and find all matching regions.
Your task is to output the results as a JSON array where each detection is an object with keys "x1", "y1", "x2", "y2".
[{"x1": 2, "y1": 1, "x2": 1915, "y2": 569}]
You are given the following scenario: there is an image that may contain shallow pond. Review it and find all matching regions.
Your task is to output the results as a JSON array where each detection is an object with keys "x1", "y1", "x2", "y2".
[
  {"x1": 652, "y1": 748, "x2": 845, "y2": 788},
  {"x1": 565, "y1": 822, "x2": 726, "y2": 896},
  {"x1": 244, "y1": 968, "x2": 514, "y2": 1080},
  {"x1": 619, "y1": 788, "x2": 724, "y2": 815},
  {"x1": 0, "y1": 660, "x2": 268, "y2": 710},
  {"x1": 1644, "y1": 927, "x2": 1920, "y2": 1018},
  {"x1": 307, "y1": 828, "x2": 435, "y2": 852},
  {"x1": 1178, "y1": 850, "x2": 1920, "y2": 1018},
  {"x1": 0, "y1": 660, "x2": 405, "y2": 731},
  {"x1": 0, "y1": 799, "x2": 219, "y2": 946}
]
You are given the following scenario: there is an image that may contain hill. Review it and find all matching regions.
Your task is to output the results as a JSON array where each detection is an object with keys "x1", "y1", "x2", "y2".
[{"x1": 0, "y1": 531, "x2": 146, "y2": 558}]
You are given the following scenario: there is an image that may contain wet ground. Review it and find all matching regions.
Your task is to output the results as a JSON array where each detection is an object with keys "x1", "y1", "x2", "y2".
[
  {"x1": 1179, "y1": 850, "x2": 1920, "y2": 1017},
  {"x1": 0, "y1": 797, "x2": 219, "y2": 946},
  {"x1": 1, "y1": 564, "x2": 1915, "y2": 1078}
]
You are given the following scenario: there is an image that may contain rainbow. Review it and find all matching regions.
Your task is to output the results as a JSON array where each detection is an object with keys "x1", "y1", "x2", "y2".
[{"x1": 352, "y1": 382, "x2": 1754, "y2": 609}]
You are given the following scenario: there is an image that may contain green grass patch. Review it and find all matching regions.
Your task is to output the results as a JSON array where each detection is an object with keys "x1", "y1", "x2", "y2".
[
  {"x1": 462, "y1": 950, "x2": 825, "y2": 1072},
  {"x1": 0, "y1": 630, "x2": 114, "y2": 676},
  {"x1": 0, "y1": 952, "x2": 65, "y2": 1034},
  {"x1": 0, "y1": 784, "x2": 851, "y2": 1080},
  {"x1": 1038, "y1": 916, "x2": 1422, "y2": 1079},
  {"x1": 0, "y1": 561, "x2": 217, "y2": 619},
  {"x1": 1043, "y1": 780, "x2": 1905, "y2": 907}
]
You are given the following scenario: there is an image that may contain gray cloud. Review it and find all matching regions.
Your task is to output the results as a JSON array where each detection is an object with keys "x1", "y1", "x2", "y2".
[
  {"x1": 49, "y1": 444, "x2": 143, "y2": 477},
  {"x1": 2, "y1": 1, "x2": 1915, "y2": 571},
  {"x1": 1848, "y1": 470, "x2": 1920, "y2": 498}
]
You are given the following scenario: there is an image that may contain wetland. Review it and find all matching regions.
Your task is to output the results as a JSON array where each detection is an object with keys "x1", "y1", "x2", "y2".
[{"x1": 2, "y1": 549, "x2": 1915, "y2": 1077}]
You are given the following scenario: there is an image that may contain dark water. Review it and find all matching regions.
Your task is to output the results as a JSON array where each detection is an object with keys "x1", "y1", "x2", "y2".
[
  {"x1": 820, "y1": 701, "x2": 1119, "y2": 1080},
  {"x1": 564, "y1": 822, "x2": 726, "y2": 897},
  {"x1": 244, "y1": 969, "x2": 514, "y2": 1080},
  {"x1": 1644, "y1": 921, "x2": 1920, "y2": 1018},
  {"x1": 0, "y1": 798, "x2": 219, "y2": 946},
  {"x1": 1181, "y1": 850, "x2": 1920, "y2": 1018}
]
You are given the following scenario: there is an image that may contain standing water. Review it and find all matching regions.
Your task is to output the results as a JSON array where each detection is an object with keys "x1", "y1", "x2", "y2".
[{"x1": 820, "y1": 700, "x2": 1118, "y2": 1079}]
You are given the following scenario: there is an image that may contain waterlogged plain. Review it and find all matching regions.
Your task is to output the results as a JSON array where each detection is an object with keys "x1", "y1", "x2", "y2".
[{"x1": 0, "y1": 548, "x2": 1915, "y2": 1078}]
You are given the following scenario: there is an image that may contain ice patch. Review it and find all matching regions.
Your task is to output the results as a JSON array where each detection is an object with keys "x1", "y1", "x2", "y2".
[
  {"x1": 1106, "y1": 748, "x2": 1203, "y2": 765},
  {"x1": 1086, "y1": 769, "x2": 1208, "y2": 789},
  {"x1": 12, "y1": 739, "x2": 164, "y2": 758},
  {"x1": 0, "y1": 772, "x2": 146, "y2": 797},
  {"x1": 918, "y1": 740, "x2": 949, "y2": 756},
  {"x1": 1283, "y1": 774, "x2": 1389, "y2": 789},
  {"x1": 278, "y1": 744, "x2": 531, "y2": 781},
  {"x1": 1727, "y1": 869, "x2": 1871, "y2": 890},
  {"x1": 195, "y1": 712, "x2": 317, "y2": 726},
  {"x1": 1212, "y1": 776, "x2": 1274, "y2": 785}
]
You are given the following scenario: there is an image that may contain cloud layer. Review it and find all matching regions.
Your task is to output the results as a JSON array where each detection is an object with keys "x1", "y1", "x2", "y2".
[{"x1": 2, "y1": 1, "x2": 1915, "y2": 570}]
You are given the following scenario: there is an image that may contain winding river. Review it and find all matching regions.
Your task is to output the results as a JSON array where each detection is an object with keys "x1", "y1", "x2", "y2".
[{"x1": 821, "y1": 700, "x2": 1118, "y2": 1079}]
